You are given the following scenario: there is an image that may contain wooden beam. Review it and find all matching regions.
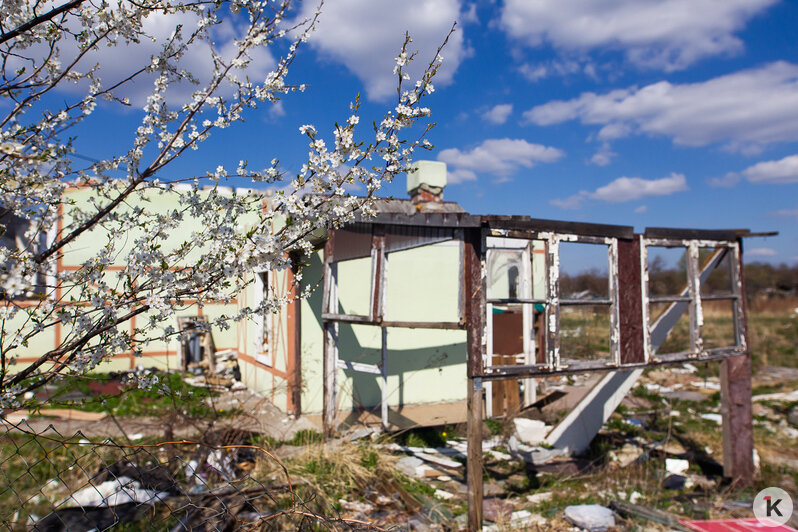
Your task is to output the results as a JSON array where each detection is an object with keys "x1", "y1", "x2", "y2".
[
  {"x1": 381, "y1": 326, "x2": 388, "y2": 430},
  {"x1": 463, "y1": 226, "x2": 484, "y2": 531},
  {"x1": 467, "y1": 377, "x2": 483, "y2": 531},
  {"x1": 720, "y1": 239, "x2": 754, "y2": 486},
  {"x1": 286, "y1": 258, "x2": 302, "y2": 416},
  {"x1": 370, "y1": 224, "x2": 386, "y2": 322},
  {"x1": 617, "y1": 237, "x2": 644, "y2": 364},
  {"x1": 322, "y1": 230, "x2": 338, "y2": 437},
  {"x1": 464, "y1": 226, "x2": 484, "y2": 378}
]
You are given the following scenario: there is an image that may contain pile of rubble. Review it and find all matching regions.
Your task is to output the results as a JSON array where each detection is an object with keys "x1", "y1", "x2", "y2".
[{"x1": 183, "y1": 348, "x2": 248, "y2": 392}]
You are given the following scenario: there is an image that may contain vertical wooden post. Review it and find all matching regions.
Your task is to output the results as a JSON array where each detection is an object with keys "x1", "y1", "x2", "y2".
[
  {"x1": 380, "y1": 326, "x2": 388, "y2": 430},
  {"x1": 617, "y1": 237, "x2": 644, "y2": 364},
  {"x1": 720, "y1": 238, "x2": 754, "y2": 486},
  {"x1": 464, "y1": 226, "x2": 484, "y2": 532},
  {"x1": 286, "y1": 256, "x2": 302, "y2": 416},
  {"x1": 322, "y1": 230, "x2": 338, "y2": 437},
  {"x1": 370, "y1": 225, "x2": 390, "y2": 430},
  {"x1": 370, "y1": 225, "x2": 386, "y2": 322}
]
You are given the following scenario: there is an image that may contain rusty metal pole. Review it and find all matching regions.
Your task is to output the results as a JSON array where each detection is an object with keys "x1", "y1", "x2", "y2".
[
  {"x1": 464, "y1": 226, "x2": 484, "y2": 531},
  {"x1": 720, "y1": 238, "x2": 754, "y2": 486}
]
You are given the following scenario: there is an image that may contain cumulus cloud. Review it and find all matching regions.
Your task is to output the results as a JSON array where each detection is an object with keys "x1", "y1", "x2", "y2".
[
  {"x1": 44, "y1": 10, "x2": 277, "y2": 107},
  {"x1": 552, "y1": 173, "x2": 688, "y2": 209},
  {"x1": 710, "y1": 154, "x2": 798, "y2": 187},
  {"x1": 500, "y1": 0, "x2": 776, "y2": 71},
  {"x1": 481, "y1": 104, "x2": 513, "y2": 124},
  {"x1": 708, "y1": 172, "x2": 742, "y2": 188},
  {"x1": 590, "y1": 142, "x2": 616, "y2": 166},
  {"x1": 523, "y1": 62, "x2": 798, "y2": 153},
  {"x1": 742, "y1": 154, "x2": 798, "y2": 184},
  {"x1": 437, "y1": 138, "x2": 564, "y2": 183},
  {"x1": 746, "y1": 248, "x2": 778, "y2": 257},
  {"x1": 773, "y1": 207, "x2": 798, "y2": 219},
  {"x1": 518, "y1": 59, "x2": 587, "y2": 82},
  {"x1": 295, "y1": 0, "x2": 467, "y2": 101}
]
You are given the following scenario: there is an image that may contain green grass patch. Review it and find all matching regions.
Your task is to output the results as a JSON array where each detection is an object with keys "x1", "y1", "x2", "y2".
[{"x1": 29, "y1": 371, "x2": 232, "y2": 419}]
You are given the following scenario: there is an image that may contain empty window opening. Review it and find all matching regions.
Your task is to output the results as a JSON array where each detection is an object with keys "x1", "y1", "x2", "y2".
[
  {"x1": 253, "y1": 271, "x2": 273, "y2": 366},
  {"x1": 644, "y1": 241, "x2": 743, "y2": 360},
  {"x1": 557, "y1": 241, "x2": 616, "y2": 366}
]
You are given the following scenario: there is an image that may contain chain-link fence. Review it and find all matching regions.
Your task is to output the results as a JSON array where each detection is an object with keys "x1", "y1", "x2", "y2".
[{"x1": 0, "y1": 419, "x2": 375, "y2": 531}]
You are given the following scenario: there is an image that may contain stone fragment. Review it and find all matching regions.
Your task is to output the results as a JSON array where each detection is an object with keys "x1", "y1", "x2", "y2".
[
  {"x1": 563, "y1": 504, "x2": 616, "y2": 531},
  {"x1": 483, "y1": 497, "x2": 514, "y2": 523},
  {"x1": 662, "y1": 474, "x2": 686, "y2": 490},
  {"x1": 608, "y1": 443, "x2": 643, "y2": 467},
  {"x1": 526, "y1": 491, "x2": 553, "y2": 505},
  {"x1": 665, "y1": 458, "x2": 690, "y2": 475},
  {"x1": 513, "y1": 418, "x2": 549, "y2": 446}
]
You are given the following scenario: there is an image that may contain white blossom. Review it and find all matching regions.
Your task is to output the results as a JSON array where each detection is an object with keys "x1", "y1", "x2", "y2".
[{"x1": 0, "y1": 1, "x2": 450, "y2": 403}]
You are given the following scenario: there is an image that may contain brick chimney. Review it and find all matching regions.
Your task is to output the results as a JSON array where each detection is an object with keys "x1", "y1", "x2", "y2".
[{"x1": 407, "y1": 160, "x2": 446, "y2": 203}]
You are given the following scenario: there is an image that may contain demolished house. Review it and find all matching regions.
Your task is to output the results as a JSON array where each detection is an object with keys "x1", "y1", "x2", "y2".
[{"x1": 7, "y1": 161, "x2": 769, "y2": 527}]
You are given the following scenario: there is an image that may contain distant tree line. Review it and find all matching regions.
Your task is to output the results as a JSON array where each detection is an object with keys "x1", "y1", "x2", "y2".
[{"x1": 560, "y1": 259, "x2": 798, "y2": 299}]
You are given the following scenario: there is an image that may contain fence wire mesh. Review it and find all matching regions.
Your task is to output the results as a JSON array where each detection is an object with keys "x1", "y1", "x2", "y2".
[{"x1": 0, "y1": 419, "x2": 373, "y2": 531}]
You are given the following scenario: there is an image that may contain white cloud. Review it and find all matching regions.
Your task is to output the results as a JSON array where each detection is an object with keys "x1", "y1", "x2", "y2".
[
  {"x1": 773, "y1": 207, "x2": 798, "y2": 219},
  {"x1": 634, "y1": 205, "x2": 648, "y2": 214},
  {"x1": 268, "y1": 102, "x2": 286, "y2": 119},
  {"x1": 590, "y1": 142, "x2": 616, "y2": 166},
  {"x1": 552, "y1": 172, "x2": 688, "y2": 209},
  {"x1": 53, "y1": 10, "x2": 277, "y2": 106},
  {"x1": 518, "y1": 59, "x2": 584, "y2": 82},
  {"x1": 708, "y1": 172, "x2": 742, "y2": 188},
  {"x1": 742, "y1": 154, "x2": 798, "y2": 184},
  {"x1": 437, "y1": 138, "x2": 564, "y2": 183},
  {"x1": 746, "y1": 247, "x2": 777, "y2": 257},
  {"x1": 295, "y1": 0, "x2": 468, "y2": 101},
  {"x1": 710, "y1": 154, "x2": 798, "y2": 187},
  {"x1": 523, "y1": 62, "x2": 798, "y2": 153},
  {"x1": 519, "y1": 63, "x2": 549, "y2": 82},
  {"x1": 500, "y1": 0, "x2": 776, "y2": 71},
  {"x1": 481, "y1": 104, "x2": 513, "y2": 124}
]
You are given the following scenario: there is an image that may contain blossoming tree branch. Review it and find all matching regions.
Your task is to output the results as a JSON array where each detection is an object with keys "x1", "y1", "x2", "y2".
[{"x1": 0, "y1": 0, "x2": 452, "y2": 404}]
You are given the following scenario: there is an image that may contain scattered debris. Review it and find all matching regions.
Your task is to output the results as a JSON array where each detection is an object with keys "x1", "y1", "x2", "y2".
[
  {"x1": 58, "y1": 476, "x2": 168, "y2": 508},
  {"x1": 610, "y1": 500, "x2": 693, "y2": 531},
  {"x1": 507, "y1": 435, "x2": 566, "y2": 464},
  {"x1": 433, "y1": 489, "x2": 454, "y2": 500},
  {"x1": 483, "y1": 497, "x2": 515, "y2": 523},
  {"x1": 608, "y1": 443, "x2": 643, "y2": 467},
  {"x1": 664, "y1": 390, "x2": 707, "y2": 402},
  {"x1": 513, "y1": 418, "x2": 549, "y2": 446},
  {"x1": 699, "y1": 413, "x2": 722, "y2": 425},
  {"x1": 483, "y1": 510, "x2": 545, "y2": 531},
  {"x1": 339, "y1": 499, "x2": 375, "y2": 513},
  {"x1": 526, "y1": 491, "x2": 553, "y2": 505},
  {"x1": 663, "y1": 474, "x2": 688, "y2": 490},
  {"x1": 666, "y1": 458, "x2": 690, "y2": 475},
  {"x1": 39, "y1": 409, "x2": 107, "y2": 421},
  {"x1": 563, "y1": 504, "x2": 616, "y2": 531},
  {"x1": 753, "y1": 390, "x2": 798, "y2": 403}
]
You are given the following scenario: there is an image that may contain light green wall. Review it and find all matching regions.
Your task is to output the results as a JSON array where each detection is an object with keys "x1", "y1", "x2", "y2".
[
  {"x1": 17, "y1": 186, "x2": 471, "y2": 418},
  {"x1": 300, "y1": 239, "x2": 468, "y2": 416}
]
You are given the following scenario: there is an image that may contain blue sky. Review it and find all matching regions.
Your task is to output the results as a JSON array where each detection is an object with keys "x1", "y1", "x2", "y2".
[{"x1": 68, "y1": 0, "x2": 798, "y2": 264}]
